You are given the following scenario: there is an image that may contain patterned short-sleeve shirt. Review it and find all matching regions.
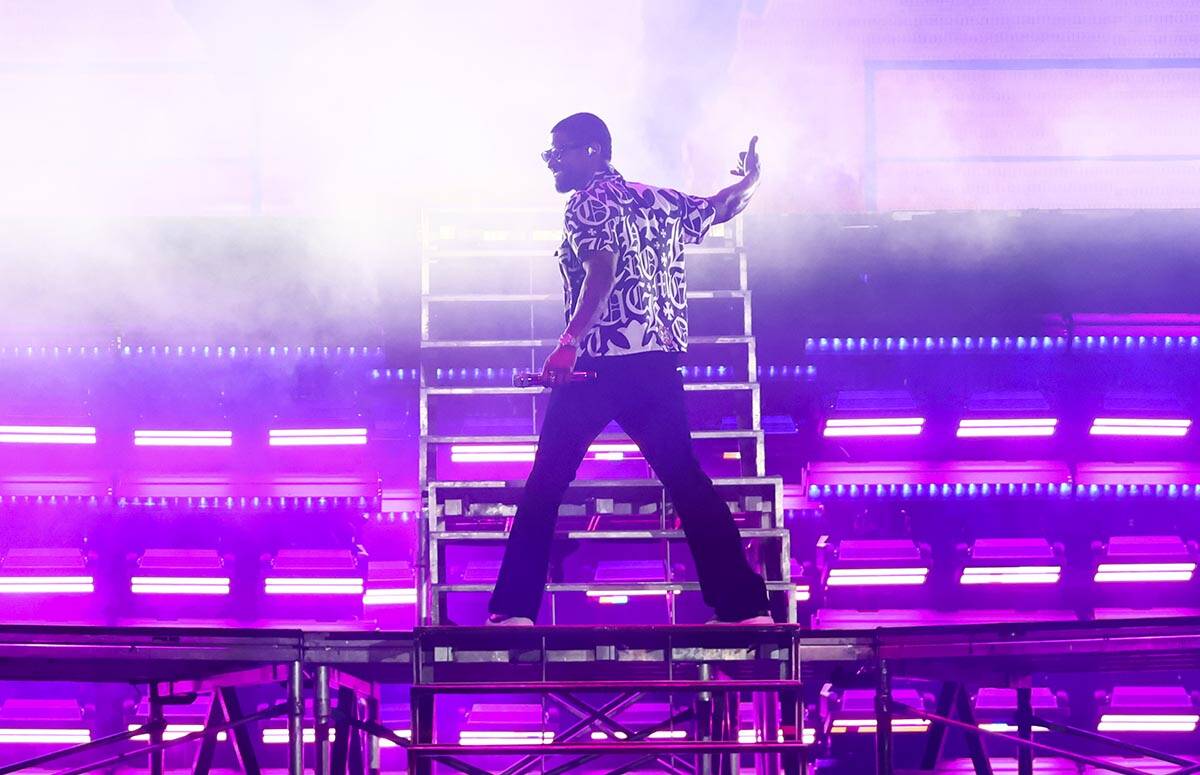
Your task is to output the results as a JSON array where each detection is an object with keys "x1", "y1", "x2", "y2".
[{"x1": 559, "y1": 166, "x2": 716, "y2": 357}]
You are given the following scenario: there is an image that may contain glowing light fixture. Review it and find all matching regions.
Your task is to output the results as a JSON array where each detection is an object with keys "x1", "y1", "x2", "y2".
[
  {"x1": 824, "y1": 539, "x2": 929, "y2": 588},
  {"x1": 957, "y1": 418, "x2": 1057, "y2": 438},
  {"x1": 134, "y1": 430, "x2": 232, "y2": 447},
  {"x1": 263, "y1": 728, "x2": 337, "y2": 744},
  {"x1": 827, "y1": 568, "x2": 928, "y2": 586},
  {"x1": 363, "y1": 587, "x2": 417, "y2": 605},
  {"x1": 585, "y1": 588, "x2": 680, "y2": 605},
  {"x1": 264, "y1": 577, "x2": 363, "y2": 595},
  {"x1": 823, "y1": 418, "x2": 924, "y2": 438},
  {"x1": 1094, "y1": 536, "x2": 1197, "y2": 583},
  {"x1": 960, "y1": 566, "x2": 1061, "y2": 585},
  {"x1": 961, "y1": 538, "x2": 1061, "y2": 585},
  {"x1": 450, "y1": 442, "x2": 640, "y2": 463},
  {"x1": 1097, "y1": 714, "x2": 1198, "y2": 732},
  {"x1": 269, "y1": 428, "x2": 367, "y2": 447},
  {"x1": 0, "y1": 576, "x2": 94, "y2": 594},
  {"x1": 738, "y1": 728, "x2": 816, "y2": 744},
  {"x1": 830, "y1": 689, "x2": 929, "y2": 734},
  {"x1": 130, "y1": 576, "x2": 230, "y2": 595},
  {"x1": 459, "y1": 731, "x2": 554, "y2": 746},
  {"x1": 131, "y1": 723, "x2": 225, "y2": 742},
  {"x1": 0, "y1": 728, "x2": 92, "y2": 743},
  {"x1": 1090, "y1": 418, "x2": 1191, "y2": 437},
  {"x1": 590, "y1": 730, "x2": 687, "y2": 740},
  {"x1": 1098, "y1": 686, "x2": 1199, "y2": 732},
  {"x1": 0, "y1": 425, "x2": 96, "y2": 445},
  {"x1": 1095, "y1": 563, "x2": 1196, "y2": 583}
]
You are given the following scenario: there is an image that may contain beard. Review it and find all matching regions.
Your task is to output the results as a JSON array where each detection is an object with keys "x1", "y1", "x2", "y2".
[{"x1": 553, "y1": 171, "x2": 579, "y2": 193}]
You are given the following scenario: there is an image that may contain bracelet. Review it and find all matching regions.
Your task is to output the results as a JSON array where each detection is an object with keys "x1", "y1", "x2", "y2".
[{"x1": 558, "y1": 331, "x2": 579, "y2": 348}]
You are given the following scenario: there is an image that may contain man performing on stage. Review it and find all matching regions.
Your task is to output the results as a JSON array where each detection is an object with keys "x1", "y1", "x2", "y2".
[{"x1": 488, "y1": 112, "x2": 770, "y2": 626}]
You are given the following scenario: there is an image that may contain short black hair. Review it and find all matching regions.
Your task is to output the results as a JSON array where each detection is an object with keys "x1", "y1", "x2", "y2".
[{"x1": 551, "y1": 112, "x2": 612, "y2": 161}]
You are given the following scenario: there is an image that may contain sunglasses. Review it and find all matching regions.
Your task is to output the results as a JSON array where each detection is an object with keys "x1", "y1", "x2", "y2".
[{"x1": 540, "y1": 143, "x2": 586, "y2": 163}]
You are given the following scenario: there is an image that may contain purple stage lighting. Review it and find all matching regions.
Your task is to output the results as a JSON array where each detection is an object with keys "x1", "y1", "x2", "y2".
[
  {"x1": 133, "y1": 430, "x2": 232, "y2": 447},
  {"x1": 738, "y1": 703, "x2": 816, "y2": 744},
  {"x1": 131, "y1": 576, "x2": 230, "y2": 595},
  {"x1": 130, "y1": 696, "x2": 225, "y2": 742},
  {"x1": 449, "y1": 441, "x2": 641, "y2": 463},
  {"x1": 1094, "y1": 535, "x2": 1197, "y2": 583},
  {"x1": 263, "y1": 550, "x2": 364, "y2": 596},
  {"x1": 458, "y1": 704, "x2": 553, "y2": 747},
  {"x1": 1090, "y1": 418, "x2": 1192, "y2": 437},
  {"x1": 0, "y1": 576, "x2": 94, "y2": 594},
  {"x1": 958, "y1": 391, "x2": 1056, "y2": 439},
  {"x1": 956, "y1": 418, "x2": 1058, "y2": 438},
  {"x1": 264, "y1": 577, "x2": 363, "y2": 595},
  {"x1": 587, "y1": 559, "x2": 675, "y2": 604},
  {"x1": 960, "y1": 538, "x2": 1061, "y2": 585},
  {"x1": 450, "y1": 444, "x2": 536, "y2": 463},
  {"x1": 824, "y1": 390, "x2": 923, "y2": 437},
  {"x1": 974, "y1": 688, "x2": 1060, "y2": 733},
  {"x1": 827, "y1": 688, "x2": 930, "y2": 734},
  {"x1": 364, "y1": 561, "x2": 418, "y2": 606},
  {"x1": 823, "y1": 417, "x2": 925, "y2": 438},
  {"x1": 589, "y1": 704, "x2": 686, "y2": 740},
  {"x1": 1097, "y1": 687, "x2": 1199, "y2": 732},
  {"x1": 263, "y1": 728, "x2": 336, "y2": 744},
  {"x1": 823, "y1": 539, "x2": 929, "y2": 587},
  {"x1": 0, "y1": 700, "x2": 90, "y2": 745},
  {"x1": 0, "y1": 425, "x2": 96, "y2": 445},
  {"x1": 268, "y1": 428, "x2": 368, "y2": 447},
  {"x1": 131, "y1": 549, "x2": 230, "y2": 595},
  {"x1": 0, "y1": 549, "x2": 94, "y2": 594}
]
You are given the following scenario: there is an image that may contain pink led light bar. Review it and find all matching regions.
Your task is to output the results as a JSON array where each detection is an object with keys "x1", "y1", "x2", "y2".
[
  {"x1": 585, "y1": 588, "x2": 680, "y2": 605},
  {"x1": 830, "y1": 718, "x2": 930, "y2": 733},
  {"x1": 1094, "y1": 563, "x2": 1196, "y2": 583},
  {"x1": 1098, "y1": 714, "x2": 1198, "y2": 732},
  {"x1": 263, "y1": 728, "x2": 337, "y2": 744},
  {"x1": 131, "y1": 723, "x2": 226, "y2": 742},
  {"x1": 591, "y1": 730, "x2": 687, "y2": 740},
  {"x1": 827, "y1": 568, "x2": 928, "y2": 586},
  {"x1": 450, "y1": 442, "x2": 642, "y2": 463},
  {"x1": 134, "y1": 430, "x2": 232, "y2": 447},
  {"x1": 960, "y1": 566, "x2": 1061, "y2": 585},
  {"x1": 450, "y1": 444, "x2": 535, "y2": 463},
  {"x1": 588, "y1": 442, "x2": 640, "y2": 461},
  {"x1": 823, "y1": 418, "x2": 925, "y2": 438},
  {"x1": 0, "y1": 576, "x2": 94, "y2": 594},
  {"x1": 0, "y1": 425, "x2": 96, "y2": 445},
  {"x1": 459, "y1": 731, "x2": 555, "y2": 746},
  {"x1": 263, "y1": 577, "x2": 363, "y2": 595},
  {"x1": 268, "y1": 428, "x2": 367, "y2": 447},
  {"x1": 130, "y1": 576, "x2": 231, "y2": 595},
  {"x1": 956, "y1": 418, "x2": 1058, "y2": 438},
  {"x1": 738, "y1": 728, "x2": 816, "y2": 744},
  {"x1": 0, "y1": 728, "x2": 92, "y2": 743},
  {"x1": 978, "y1": 723, "x2": 1049, "y2": 733},
  {"x1": 363, "y1": 587, "x2": 417, "y2": 605},
  {"x1": 1090, "y1": 418, "x2": 1192, "y2": 437}
]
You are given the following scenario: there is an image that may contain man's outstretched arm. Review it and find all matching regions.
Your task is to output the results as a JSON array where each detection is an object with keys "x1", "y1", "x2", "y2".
[{"x1": 708, "y1": 135, "x2": 761, "y2": 225}]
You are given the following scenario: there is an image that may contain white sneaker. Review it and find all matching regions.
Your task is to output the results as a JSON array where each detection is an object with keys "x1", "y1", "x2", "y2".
[
  {"x1": 486, "y1": 614, "x2": 534, "y2": 626},
  {"x1": 708, "y1": 614, "x2": 777, "y2": 626}
]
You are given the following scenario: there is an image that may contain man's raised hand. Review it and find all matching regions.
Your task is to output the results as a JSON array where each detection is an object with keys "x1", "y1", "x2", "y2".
[{"x1": 730, "y1": 136, "x2": 760, "y2": 178}]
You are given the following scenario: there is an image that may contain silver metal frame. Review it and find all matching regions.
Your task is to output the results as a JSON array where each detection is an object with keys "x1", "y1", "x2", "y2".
[{"x1": 416, "y1": 211, "x2": 792, "y2": 625}]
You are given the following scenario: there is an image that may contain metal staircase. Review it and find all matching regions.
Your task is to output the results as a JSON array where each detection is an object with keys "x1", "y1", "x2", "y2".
[{"x1": 416, "y1": 208, "x2": 796, "y2": 624}]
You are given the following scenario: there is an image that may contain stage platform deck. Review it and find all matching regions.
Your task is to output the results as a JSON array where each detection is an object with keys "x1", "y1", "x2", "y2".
[
  {"x1": 0, "y1": 617, "x2": 1195, "y2": 681},
  {"x1": 0, "y1": 619, "x2": 1196, "y2": 773}
]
